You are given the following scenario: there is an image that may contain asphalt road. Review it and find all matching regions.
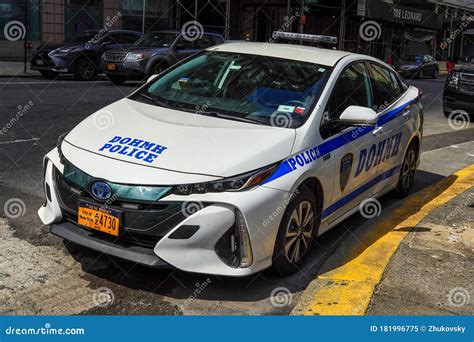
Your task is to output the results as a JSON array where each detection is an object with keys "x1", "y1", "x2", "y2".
[{"x1": 0, "y1": 75, "x2": 472, "y2": 315}]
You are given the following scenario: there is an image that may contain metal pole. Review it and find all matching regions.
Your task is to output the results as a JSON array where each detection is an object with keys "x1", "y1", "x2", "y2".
[
  {"x1": 24, "y1": 0, "x2": 27, "y2": 74},
  {"x1": 339, "y1": 0, "x2": 346, "y2": 50},
  {"x1": 142, "y1": 0, "x2": 146, "y2": 33},
  {"x1": 287, "y1": 0, "x2": 291, "y2": 21}
]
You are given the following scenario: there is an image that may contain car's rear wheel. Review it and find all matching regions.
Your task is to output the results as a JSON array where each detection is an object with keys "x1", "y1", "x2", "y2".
[
  {"x1": 393, "y1": 141, "x2": 418, "y2": 198},
  {"x1": 40, "y1": 70, "x2": 59, "y2": 79},
  {"x1": 74, "y1": 58, "x2": 97, "y2": 81},
  {"x1": 107, "y1": 75, "x2": 126, "y2": 85},
  {"x1": 271, "y1": 188, "x2": 318, "y2": 276}
]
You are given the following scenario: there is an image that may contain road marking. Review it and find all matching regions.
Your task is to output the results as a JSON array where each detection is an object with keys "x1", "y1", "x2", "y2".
[
  {"x1": 293, "y1": 164, "x2": 474, "y2": 315},
  {"x1": 0, "y1": 138, "x2": 39, "y2": 145}
]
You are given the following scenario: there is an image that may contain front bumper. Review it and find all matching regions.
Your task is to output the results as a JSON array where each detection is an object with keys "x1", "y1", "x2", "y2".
[
  {"x1": 101, "y1": 59, "x2": 148, "y2": 80},
  {"x1": 31, "y1": 52, "x2": 75, "y2": 73},
  {"x1": 38, "y1": 152, "x2": 290, "y2": 276},
  {"x1": 443, "y1": 86, "x2": 474, "y2": 114}
]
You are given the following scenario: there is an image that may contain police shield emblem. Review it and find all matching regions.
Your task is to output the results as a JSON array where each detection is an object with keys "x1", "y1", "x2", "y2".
[{"x1": 340, "y1": 153, "x2": 353, "y2": 192}]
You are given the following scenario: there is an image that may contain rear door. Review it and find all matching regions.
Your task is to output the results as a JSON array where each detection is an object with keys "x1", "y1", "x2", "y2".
[{"x1": 367, "y1": 62, "x2": 418, "y2": 194}]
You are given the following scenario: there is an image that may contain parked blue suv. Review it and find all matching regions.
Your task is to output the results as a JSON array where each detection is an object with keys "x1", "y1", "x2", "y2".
[
  {"x1": 31, "y1": 30, "x2": 142, "y2": 80},
  {"x1": 101, "y1": 29, "x2": 224, "y2": 84}
]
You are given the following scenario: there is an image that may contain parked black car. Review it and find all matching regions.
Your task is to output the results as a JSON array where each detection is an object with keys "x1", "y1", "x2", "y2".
[
  {"x1": 101, "y1": 29, "x2": 224, "y2": 84},
  {"x1": 443, "y1": 57, "x2": 474, "y2": 116},
  {"x1": 396, "y1": 55, "x2": 439, "y2": 79},
  {"x1": 31, "y1": 30, "x2": 142, "y2": 80}
]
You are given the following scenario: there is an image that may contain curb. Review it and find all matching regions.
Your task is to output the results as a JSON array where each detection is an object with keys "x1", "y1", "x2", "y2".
[{"x1": 291, "y1": 164, "x2": 474, "y2": 315}]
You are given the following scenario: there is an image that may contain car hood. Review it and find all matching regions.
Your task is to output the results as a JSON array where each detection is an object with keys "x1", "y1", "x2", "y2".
[
  {"x1": 63, "y1": 98, "x2": 296, "y2": 179},
  {"x1": 35, "y1": 42, "x2": 83, "y2": 53},
  {"x1": 454, "y1": 64, "x2": 474, "y2": 73}
]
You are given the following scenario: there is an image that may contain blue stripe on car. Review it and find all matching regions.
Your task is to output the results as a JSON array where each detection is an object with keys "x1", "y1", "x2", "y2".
[{"x1": 262, "y1": 98, "x2": 415, "y2": 185}]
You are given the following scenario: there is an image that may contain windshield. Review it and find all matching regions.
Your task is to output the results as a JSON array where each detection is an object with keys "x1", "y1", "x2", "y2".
[
  {"x1": 134, "y1": 32, "x2": 178, "y2": 48},
  {"x1": 132, "y1": 51, "x2": 332, "y2": 128},
  {"x1": 402, "y1": 55, "x2": 423, "y2": 63},
  {"x1": 68, "y1": 31, "x2": 99, "y2": 43}
]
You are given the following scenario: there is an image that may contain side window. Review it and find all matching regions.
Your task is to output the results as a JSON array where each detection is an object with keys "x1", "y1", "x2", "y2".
[
  {"x1": 320, "y1": 62, "x2": 372, "y2": 138},
  {"x1": 121, "y1": 33, "x2": 140, "y2": 44},
  {"x1": 368, "y1": 63, "x2": 402, "y2": 111},
  {"x1": 105, "y1": 33, "x2": 121, "y2": 44},
  {"x1": 176, "y1": 37, "x2": 194, "y2": 50},
  {"x1": 195, "y1": 35, "x2": 215, "y2": 49}
]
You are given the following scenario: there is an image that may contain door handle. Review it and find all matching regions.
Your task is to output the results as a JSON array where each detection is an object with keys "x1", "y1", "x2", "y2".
[
  {"x1": 402, "y1": 110, "x2": 411, "y2": 119},
  {"x1": 372, "y1": 126, "x2": 383, "y2": 136}
]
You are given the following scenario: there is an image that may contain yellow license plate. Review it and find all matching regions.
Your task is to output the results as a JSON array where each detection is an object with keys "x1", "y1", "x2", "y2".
[
  {"x1": 78, "y1": 200, "x2": 120, "y2": 236},
  {"x1": 107, "y1": 63, "x2": 117, "y2": 71}
]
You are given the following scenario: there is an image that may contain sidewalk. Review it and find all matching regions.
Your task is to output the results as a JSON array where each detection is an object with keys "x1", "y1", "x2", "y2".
[{"x1": 0, "y1": 61, "x2": 40, "y2": 77}]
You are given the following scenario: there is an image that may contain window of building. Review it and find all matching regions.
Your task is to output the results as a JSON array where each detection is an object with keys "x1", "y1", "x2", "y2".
[
  {"x1": 0, "y1": 0, "x2": 41, "y2": 41},
  {"x1": 65, "y1": 0, "x2": 102, "y2": 41},
  {"x1": 121, "y1": 0, "x2": 170, "y2": 33}
]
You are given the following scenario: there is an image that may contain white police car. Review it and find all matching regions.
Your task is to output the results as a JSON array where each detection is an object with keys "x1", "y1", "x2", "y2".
[{"x1": 38, "y1": 35, "x2": 423, "y2": 276}]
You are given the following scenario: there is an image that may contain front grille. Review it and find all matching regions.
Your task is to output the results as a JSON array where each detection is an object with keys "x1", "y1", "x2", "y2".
[
  {"x1": 460, "y1": 73, "x2": 474, "y2": 94},
  {"x1": 31, "y1": 51, "x2": 54, "y2": 66},
  {"x1": 103, "y1": 52, "x2": 127, "y2": 62},
  {"x1": 54, "y1": 167, "x2": 210, "y2": 248}
]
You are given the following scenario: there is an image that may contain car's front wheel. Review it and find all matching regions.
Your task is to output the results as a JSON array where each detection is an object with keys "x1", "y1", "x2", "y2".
[
  {"x1": 271, "y1": 188, "x2": 319, "y2": 276},
  {"x1": 74, "y1": 58, "x2": 97, "y2": 81},
  {"x1": 393, "y1": 141, "x2": 418, "y2": 198}
]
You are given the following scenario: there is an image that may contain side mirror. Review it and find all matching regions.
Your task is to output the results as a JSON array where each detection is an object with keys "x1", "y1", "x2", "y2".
[
  {"x1": 339, "y1": 105, "x2": 377, "y2": 126},
  {"x1": 147, "y1": 74, "x2": 159, "y2": 83}
]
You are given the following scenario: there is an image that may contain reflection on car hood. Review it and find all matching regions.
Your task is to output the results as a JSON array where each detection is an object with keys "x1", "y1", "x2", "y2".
[
  {"x1": 63, "y1": 98, "x2": 296, "y2": 178},
  {"x1": 35, "y1": 43, "x2": 83, "y2": 53},
  {"x1": 454, "y1": 64, "x2": 474, "y2": 74}
]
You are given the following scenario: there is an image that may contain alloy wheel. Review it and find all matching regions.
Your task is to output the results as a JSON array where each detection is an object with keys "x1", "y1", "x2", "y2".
[
  {"x1": 284, "y1": 201, "x2": 314, "y2": 263},
  {"x1": 79, "y1": 60, "x2": 95, "y2": 80},
  {"x1": 400, "y1": 147, "x2": 416, "y2": 191}
]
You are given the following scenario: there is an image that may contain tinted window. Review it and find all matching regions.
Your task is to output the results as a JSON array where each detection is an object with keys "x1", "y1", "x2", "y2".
[
  {"x1": 176, "y1": 37, "x2": 195, "y2": 49},
  {"x1": 323, "y1": 63, "x2": 372, "y2": 122},
  {"x1": 195, "y1": 35, "x2": 221, "y2": 49},
  {"x1": 121, "y1": 33, "x2": 140, "y2": 44},
  {"x1": 368, "y1": 63, "x2": 402, "y2": 111}
]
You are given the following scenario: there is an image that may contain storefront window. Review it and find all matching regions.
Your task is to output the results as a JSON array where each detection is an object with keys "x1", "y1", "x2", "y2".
[
  {"x1": 0, "y1": 0, "x2": 41, "y2": 41},
  {"x1": 65, "y1": 0, "x2": 102, "y2": 41},
  {"x1": 121, "y1": 0, "x2": 170, "y2": 33}
]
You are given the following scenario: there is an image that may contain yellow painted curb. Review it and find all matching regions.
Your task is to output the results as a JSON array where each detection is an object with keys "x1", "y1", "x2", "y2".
[{"x1": 297, "y1": 164, "x2": 474, "y2": 315}]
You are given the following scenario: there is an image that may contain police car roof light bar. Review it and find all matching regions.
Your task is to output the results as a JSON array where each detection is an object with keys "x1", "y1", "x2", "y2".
[{"x1": 272, "y1": 31, "x2": 337, "y2": 45}]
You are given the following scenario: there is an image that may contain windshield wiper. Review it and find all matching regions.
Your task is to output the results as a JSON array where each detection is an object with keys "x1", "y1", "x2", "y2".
[
  {"x1": 135, "y1": 93, "x2": 171, "y2": 109},
  {"x1": 199, "y1": 111, "x2": 266, "y2": 125}
]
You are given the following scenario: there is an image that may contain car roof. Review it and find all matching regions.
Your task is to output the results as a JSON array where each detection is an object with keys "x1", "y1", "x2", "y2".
[{"x1": 208, "y1": 42, "x2": 352, "y2": 66}]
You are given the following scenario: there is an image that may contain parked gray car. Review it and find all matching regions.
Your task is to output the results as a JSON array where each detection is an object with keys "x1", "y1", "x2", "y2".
[{"x1": 101, "y1": 29, "x2": 224, "y2": 84}]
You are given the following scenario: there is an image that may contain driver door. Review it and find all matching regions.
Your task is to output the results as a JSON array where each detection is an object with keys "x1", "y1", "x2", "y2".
[{"x1": 320, "y1": 62, "x2": 385, "y2": 223}]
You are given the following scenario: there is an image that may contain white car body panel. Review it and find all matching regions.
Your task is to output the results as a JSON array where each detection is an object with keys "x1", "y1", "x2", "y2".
[{"x1": 38, "y1": 42, "x2": 423, "y2": 276}]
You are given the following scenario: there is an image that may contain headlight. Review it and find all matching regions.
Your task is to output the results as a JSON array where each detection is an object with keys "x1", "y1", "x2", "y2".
[
  {"x1": 447, "y1": 72, "x2": 460, "y2": 88},
  {"x1": 173, "y1": 163, "x2": 279, "y2": 195},
  {"x1": 125, "y1": 53, "x2": 146, "y2": 61},
  {"x1": 57, "y1": 132, "x2": 68, "y2": 164}
]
